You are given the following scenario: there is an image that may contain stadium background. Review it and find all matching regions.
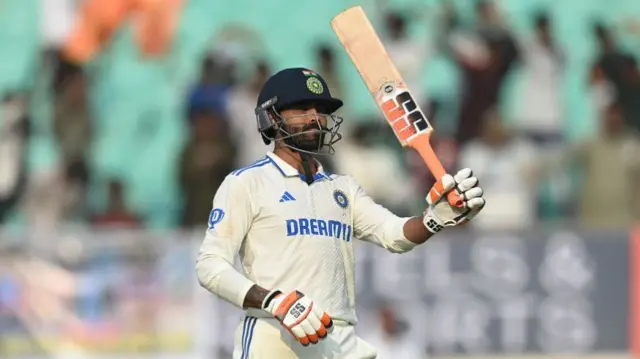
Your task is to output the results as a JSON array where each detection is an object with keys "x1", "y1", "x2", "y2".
[{"x1": 0, "y1": 0, "x2": 639, "y2": 358}]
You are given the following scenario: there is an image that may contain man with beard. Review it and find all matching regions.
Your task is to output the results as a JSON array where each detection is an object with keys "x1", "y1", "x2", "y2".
[{"x1": 195, "y1": 68, "x2": 486, "y2": 358}]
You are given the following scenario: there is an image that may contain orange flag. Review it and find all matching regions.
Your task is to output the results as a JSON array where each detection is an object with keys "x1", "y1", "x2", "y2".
[
  {"x1": 63, "y1": 0, "x2": 133, "y2": 63},
  {"x1": 133, "y1": 0, "x2": 184, "y2": 58},
  {"x1": 63, "y1": 0, "x2": 183, "y2": 63}
]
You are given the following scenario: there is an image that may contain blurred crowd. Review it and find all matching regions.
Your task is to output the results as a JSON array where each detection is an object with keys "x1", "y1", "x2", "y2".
[
  {"x1": 0, "y1": 1, "x2": 639, "y2": 358},
  {"x1": 0, "y1": 0, "x2": 639, "y2": 236}
]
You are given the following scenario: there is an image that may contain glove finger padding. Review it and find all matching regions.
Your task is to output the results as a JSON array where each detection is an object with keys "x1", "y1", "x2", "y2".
[
  {"x1": 457, "y1": 176, "x2": 479, "y2": 194},
  {"x1": 310, "y1": 304, "x2": 333, "y2": 337},
  {"x1": 453, "y1": 168, "x2": 473, "y2": 183},
  {"x1": 298, "y1": 319, "x2": 318, "y2": 345},
  {"x1": 263, "y1": 289, "x2": 333, "y2": 346},
  {"x1": 424, "y1": 168, "x2": 485, "y2": 232},
  {"x1": 465, "y1": 197, "x2": 486, "y2": 221},
  {"x1": 463, "y1": 187, "x2": 483, "y2": 201},
  {"x1": 291, "y1": 325, "x2": 310, "y2": 345},
  {"x1": 307, "y1": 310, "x2": 322, "y2": 332}
]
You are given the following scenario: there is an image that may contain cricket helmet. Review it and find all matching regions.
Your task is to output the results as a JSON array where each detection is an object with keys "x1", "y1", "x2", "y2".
[{"x1": 255, "y1": 67, "x2": 344, "y2": 155}]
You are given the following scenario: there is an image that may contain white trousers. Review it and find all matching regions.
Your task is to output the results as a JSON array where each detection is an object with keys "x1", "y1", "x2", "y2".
[{"x1": 232, "y1": 316, "x2": 378, "y2": 359}]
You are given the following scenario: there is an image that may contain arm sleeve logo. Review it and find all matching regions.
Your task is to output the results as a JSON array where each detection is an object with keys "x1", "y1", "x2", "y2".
[{"x1": 208, "y1": 208, "x2": 226, "y2": 229}]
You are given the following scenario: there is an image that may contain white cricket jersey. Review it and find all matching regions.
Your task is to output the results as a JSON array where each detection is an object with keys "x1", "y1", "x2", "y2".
[{"x1": 196, "y1": 152, "x2": 415, "y2": 325}]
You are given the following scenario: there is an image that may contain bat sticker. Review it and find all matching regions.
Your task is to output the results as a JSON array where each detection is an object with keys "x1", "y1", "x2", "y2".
[{"x1": 375, "y1": 82, "x2": 431, "y2": 144}]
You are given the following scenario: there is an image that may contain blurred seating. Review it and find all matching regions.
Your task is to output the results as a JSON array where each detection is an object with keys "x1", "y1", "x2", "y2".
[{"x1": 0, "y1": 0, "x2": 639, "y2": 229}]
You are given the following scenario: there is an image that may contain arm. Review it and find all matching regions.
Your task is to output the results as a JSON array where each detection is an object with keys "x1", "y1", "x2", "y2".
[
  {"x1": 196, "y1": 175, "x2": 334, "y2": 346},
  {"x1": 351, "y1": 179, "x2": 422, "y2": 253},
  {"x1": 403, "y1": 217, "x2": 435, "y2": 245},
  {"x1": 195, "y1": 175, "x2": 257, "y2": 309},
  {"x1": 242, "y1": 285, "x2": 270, "y2": 309},
  {"x1": 352, "y1": 169, "x2": 485, "y2": 252}
]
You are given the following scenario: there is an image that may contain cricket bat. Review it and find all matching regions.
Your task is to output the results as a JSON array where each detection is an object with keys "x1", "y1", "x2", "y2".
[{"x1": 331, "y1": 6, "x2": 463, "y2": 207}]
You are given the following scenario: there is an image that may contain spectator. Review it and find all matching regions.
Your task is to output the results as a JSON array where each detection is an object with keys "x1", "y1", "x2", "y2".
[
  {"x1": 60, "y1": 160, "x2": 91, "y2": 221},
  {"x1": 187, "y1": 54, "x2": 234, "y2": 126},
  {"x1": 226, "y1": 61, "x2": 271, "y2": 167},
  {"x1": 314, "y1": 45, "x2": 344, "y2": 173},
  {"x1": 91, "y1": 180, "x2": 142, "y2": 228},
  {"x1": 0, "y1": 94, "x2": 29, "y2": 223},
  {"x1": 384, "y1": 11, "x2": 430, "y2": 108},
  {"x1": 590, "y1": 23, "x2": 640, "y2": 132},
  {"x1": 53, "y1": 60, "x2": 92, "y2": 166},
  {"x1": 542, "y1": 102, "x2": 640, "y2": 228},
  {"x1": 316, "y1": 45, "x2": 344, "y2": 104},
  {"x1": 179, "y1": 109, "x2": 236, "y2": 228},
  {"x1": 19, "y1": 57, "x2": 91, "y2": 231},
  {"x1": 514, "y1": 12, "x2": 565, "y2": 144},
  {"x1": 619, "y1": 56, "x2": 640, "y2": 132},
  {"x1": 514, "y1": 12, "x2": 568, "y2": 221},
  {"x1": 23, "y1": 159, "x2": 90, "y2": 230},
  {"x1": 445, "y1": 0, "x2": 519, "y2": 145},
  {"x1": 458, "y1": 108, "x2": 538, "y2": 230}
]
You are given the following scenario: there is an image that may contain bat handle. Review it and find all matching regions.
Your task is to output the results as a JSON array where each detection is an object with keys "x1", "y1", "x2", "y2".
[
  {"x1": 413, "y1": 140, "x2": 465, "y2": 208},
  {"x1": 445, "y1": 185, "x2": 464, "y2": 208}
]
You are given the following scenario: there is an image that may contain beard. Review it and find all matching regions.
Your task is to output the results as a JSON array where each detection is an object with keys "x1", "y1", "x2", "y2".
[{"x1": 285, "y1": 123, "x2": 327, "y2": 152}]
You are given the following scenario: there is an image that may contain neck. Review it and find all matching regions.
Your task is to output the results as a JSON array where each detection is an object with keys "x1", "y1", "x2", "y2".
[
  {"x1": 273, "y1": 146, "x2": 318, "y2": 174},
  {"x1": 486, "y1": 135, "x2": 509, "y2": 148},
  {"x1": 603, "y1": 128, "x2": 624, "y2": 139}
]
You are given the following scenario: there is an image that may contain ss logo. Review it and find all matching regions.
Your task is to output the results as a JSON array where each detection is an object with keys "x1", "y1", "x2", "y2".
[
  {"x1": 381, "y1": 91, "x2": 429, "y2": 142},
  {"x1": 290, "y1": 303, "x2": 306, "y2": 318}
]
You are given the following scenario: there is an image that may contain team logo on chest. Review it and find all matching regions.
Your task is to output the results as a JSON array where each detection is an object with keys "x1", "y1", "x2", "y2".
[{"x1": 333, "y1": 190, "x2": 349, "y2": 209}]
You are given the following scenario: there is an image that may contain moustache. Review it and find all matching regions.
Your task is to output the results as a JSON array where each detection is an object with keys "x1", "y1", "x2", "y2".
[{"x1": 301, "y1": 123, "x2": 329, "y2": 133}]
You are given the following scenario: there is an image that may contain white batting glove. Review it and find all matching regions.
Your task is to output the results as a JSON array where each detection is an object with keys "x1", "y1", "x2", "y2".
[
  {"x1": 423, "y1": 168, "x2": 486, "y2": 233},
  {"x1": 262, "y1": 289, "x2": 334, "y2": 346}
]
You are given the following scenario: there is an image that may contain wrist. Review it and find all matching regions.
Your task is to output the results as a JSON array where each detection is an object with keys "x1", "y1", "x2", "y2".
[
  {"x1": 261, "y1": 289, "x2": 283, "y2": 311},
  {"x1": 242, "y1": 285, "x2": 272, "y2": 309},
  {"x1": 402, "y1": 216, "x2": 435, "y2": 245},
  {"x1": 423, "y1": 209, "x2": 444, "y2": 234}
]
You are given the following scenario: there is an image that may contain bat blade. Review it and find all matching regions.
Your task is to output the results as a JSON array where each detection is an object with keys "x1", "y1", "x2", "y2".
[
  {"x1": 331, "y1": 6, "x2": 463, "y2": 207},
  {"x1": 330, "y1": 6, "x2": 402, "y2": 93}
]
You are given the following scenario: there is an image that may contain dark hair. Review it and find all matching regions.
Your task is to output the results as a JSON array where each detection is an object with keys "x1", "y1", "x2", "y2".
[
  {"x1": 65, "y1": 159, "x2": 90, "y2": 186},
  {"x1": 317, "y1": 45, "x2": 333, "y2": 59},
  {"x1": 256, "y1": 60, "x2": 271, "y2": 75},
  {"x1": 593, "y1": 22, "x2": 609, "y2": 40},
  {"x1": 475, "y1": 0, "x2": 490, "y2": 14},
  {"x1": 53, "y1": 57, "x2": 84, "y2": 94},
  {"x1": 386, "y1": 12, "x2": 407, "y2": 32},
  {"x1": 534, "y1": 12, "x2": 550, "y2": 29}
]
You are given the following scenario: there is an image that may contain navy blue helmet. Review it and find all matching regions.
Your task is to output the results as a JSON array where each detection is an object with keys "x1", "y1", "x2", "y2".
[{"x1": 255, "y1": 68, "x2": 344, "y2": 155}]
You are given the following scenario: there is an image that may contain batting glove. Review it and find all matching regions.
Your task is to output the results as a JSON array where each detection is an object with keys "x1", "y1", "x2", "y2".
[
  {"x1": 262, "y1": 289, "x2": 334, "y2": 346},
  {"x1": 423, "y1": 168, "x2": 485, "y2": 233}
]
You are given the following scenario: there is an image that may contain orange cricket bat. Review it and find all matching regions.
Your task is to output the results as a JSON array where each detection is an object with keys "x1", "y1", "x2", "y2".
[{"x1": 331, "y1": 5, "x2": 463, "y2": 207}]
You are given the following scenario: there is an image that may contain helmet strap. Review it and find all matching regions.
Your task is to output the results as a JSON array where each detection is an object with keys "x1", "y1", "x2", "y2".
[{"x1": 299, "y1": 152, "x2": 315, "y2": 185}]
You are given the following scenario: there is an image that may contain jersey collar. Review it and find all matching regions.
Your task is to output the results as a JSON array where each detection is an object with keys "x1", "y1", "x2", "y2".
[{"x1": 266, "y1": 152, "x2": 333, "y2": 182}]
